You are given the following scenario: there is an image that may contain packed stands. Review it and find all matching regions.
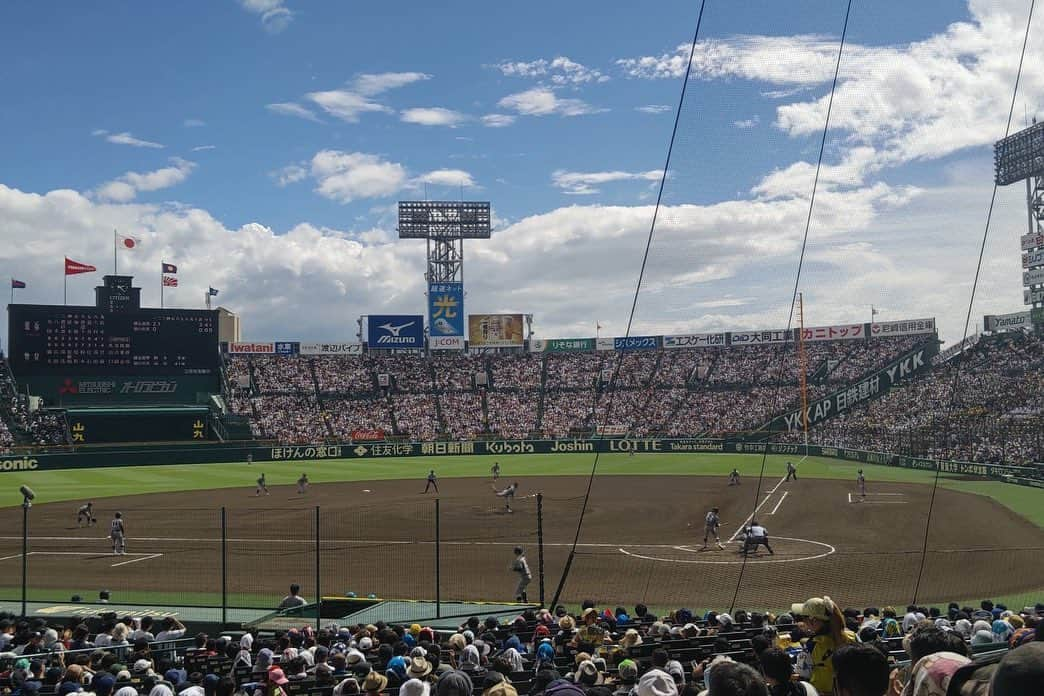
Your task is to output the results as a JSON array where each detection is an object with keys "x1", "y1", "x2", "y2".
[
  {"x1": 221, "y1": 333, "x2": 932, "y2": 447},
  {"x1": 2, "y1": 597, "x2": 1039, "y2": 696},
  {"x1": 786, "y1": 332, "x2": 1044, "y2": 465}
]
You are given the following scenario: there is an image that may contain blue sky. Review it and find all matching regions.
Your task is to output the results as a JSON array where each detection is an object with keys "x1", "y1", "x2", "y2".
[{"x1": 0, "y1": 1, "x2": 1040, "y2": 344}]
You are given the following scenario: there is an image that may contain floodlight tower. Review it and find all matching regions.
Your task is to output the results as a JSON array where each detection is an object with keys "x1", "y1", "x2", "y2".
[
  {"x1": 397, "y1": 201, "x2": 492, "y2": 284},
  {"x1": 994, "y1": 121, "x2": 1044, "y2": 321}
]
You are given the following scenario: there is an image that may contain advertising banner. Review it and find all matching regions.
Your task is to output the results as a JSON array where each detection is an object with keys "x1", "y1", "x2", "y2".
[
  {"x1": 228, "y1": 342, "x2": 274, "y2": 354},
  {"x1": 869, "y1": 317, "x2": 936, "y2": 337},
  {"x1": 1024, "y1": 249, "x2": 1044, "y2": 269},
  {"x1": 431, "y1": 335, "x2": 465, "y2": 350},
  {"x1": 1025, "y1": 288, "x2": 1044, "y2": 305},
  {"x1": 468, "y1": 313, "x2": 524, "y2": 347},
  {"x1": 531, "y1": 338, "x2": 595, "y2": 353},
  {"x1": 428, "y1": 282, "x2": 464, "y2": 343},
  {"x1": 596, "y1": 337, "x2": 615, "y2": 351},
  {"x1": 274, "y1": 342, "x2": 299, "y2": 356},
  {"x1": 299, "y1": 343, "x2": 363, "y2": 355},
  {"x1": 768, "y1": 344, "x2": 937, "y2": 432},
  {"x1": 662, "y1": 333, "x2": 726, "y2": 349},
  {"x1": 728, "y1": 329, "x2": 792, "y2": 345},
  {"x1": 1021, "y1": 232, "x2": 1044, "y2": 251},
  {"x1": 614, "y1": 336, "x2": 660, "y2": 351},
  {"x1": 1023, "y1": 268, "x2": 1044, "y2": 286},
  {"x1": 800, "y1": 323, "x2": 865, "y2": 342},
  {"x1": 984, "y1": 311, "x2": 1032, "y2": 332},
  {"x1": 367, "y1": 315, "x2": 423, "y2": 349},
  {"x1": 350, "y1": 429, "x2": 385, "y2": 441}
]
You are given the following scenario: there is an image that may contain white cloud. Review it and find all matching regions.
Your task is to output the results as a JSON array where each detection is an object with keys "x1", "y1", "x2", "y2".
[
  {"x1": 238, "y1": 0, "x2": 293, "y2": 33},
  {"x1": 183, "y1": 119, "x2": 206, "y2": 127},
  {"x1": 352, "y1": 72, "x2": 430, "y2": 96},
  {"x1": 191, "y1": 145, "x2": 217, "y2": 152},
  {"x1": 497, "y1": 88, "x2": 604, "y2": 117},
  {"x1": 400, "y1": 107, "x2": 469, "y2": 127},
  {"x1": 481, "y1": 113, "x2": 516, "y2": 128},
  {"x1": 302, "y1": 73, "x2": 428, "y2": 123},
  {"x1": 94, "y1": 158, "x2": 196, "y2": 202},
  {"x1": 272, "y1": 164, "x2": 308, "y2": 187},
  {"x1": 266, "y1": 102, "x2": 322, "y2": 122},
  {"x1": 551, "y1": 169, "x2": 662, "y2": 195},
  {"x1": 97, "y1": 131, "x2": 164, "y2": 149},
  {"x1": 414, "y1": 169, "x2": 476, "y2": 188},
  {"x1": 733, "y1": 115, "x2": 760, "y2": 129},
  {"x1": 494, "y1": 56, "x2": 609, "y2": 85},
  {"x1": 91, "y1": 129, "x2": 108, "y2": 136},
  {"x1": 636, "y1": 104, "x2": 671, "y2": 114},
  {"x1": 309, "y1": 151, "x2": 407, "y2": 203}
]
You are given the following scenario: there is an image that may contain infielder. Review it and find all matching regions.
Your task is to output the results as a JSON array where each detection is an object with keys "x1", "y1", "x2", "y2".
[
  {"x1": 496, "y1": 481, "x2": 519, "y2": 513},
  {"x1": 741, "y1": 521, "x2": 774, "y2": 556},
  {"x1": 511, "y1": 546, "x2": 531, "y2": 602},
  {"x1": 256, "y1": 473, "x2": 270, "y2": 496},
  {"x1": 491, "y1": 461, "x2": 501, "y2": 481},
  {"x1": 424, "y1": 469, "x2": 439, "y2": 494},
  {"x1": 857, "y1": 469, "x2": 866, "y2": 501},
  {"x1": 701, "y1": 507, "x2": 725, "y2": 550},
  {"x1": 77, "y1": 502, "x2": 96, "y2": 528},
  {"x1": 728, "y1": 468, "x2": 741, "y2": 486},
  {"x1": 297, "y1": 473, "x2": 309, "y2": 494},
  {"x1": 785, "y1": 461, "x2": 797, "y2": 482},
  {"x1": 110, "y1": 512, "x2": 126, "y2": 555}
]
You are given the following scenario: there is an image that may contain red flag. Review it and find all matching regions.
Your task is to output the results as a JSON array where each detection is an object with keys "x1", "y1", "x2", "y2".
[
  {"x1": 117, "y1": 233, "x2": 141, "y2": 250},
  {"x1": 65, "y1": 257, "x2": 96, "y2": 275},
  {"x1": 162, "y1": 275, "x2": 178, "y2": 287}
]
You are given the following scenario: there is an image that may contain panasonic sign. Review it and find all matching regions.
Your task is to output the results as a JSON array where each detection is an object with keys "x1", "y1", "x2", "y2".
[{"x1": 0, "y1": 457, "x2": 40, "y2": 472}]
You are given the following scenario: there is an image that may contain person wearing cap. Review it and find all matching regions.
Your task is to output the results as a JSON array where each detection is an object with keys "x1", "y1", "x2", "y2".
[
  {"x1": 728, "y1": 468, "x2": 741, "y2": 486},
  {"x1": 267, "y1": 667, "x2": 291, "y2": 696},
  {"x1": 741, "y1": 522, "x2": 774, "y2": 556},
  {"x1": 612, "y1": 660, "x2": 639, "y2": 696},
  {"x1": 790, "y1": 597, "x2": 854, "y2": 696},
  {"x1": 572, "y1": 608, "x2": 607, "y2": 649},
  {"x1": 424, "y1": 470, "x2": 439, "y2": 494},
  {"x1": 511, "y1": 547, "x2": 532, "y2": 603},
  {"x1": 701, "y1": 508, "x2": 725, "y2": 550},
  {"x1": 635, "y1": 668, "x2": 677, "y2": 696},
  {"x1": 109, "y1": 512, "x2": 126, "y2": 555}
]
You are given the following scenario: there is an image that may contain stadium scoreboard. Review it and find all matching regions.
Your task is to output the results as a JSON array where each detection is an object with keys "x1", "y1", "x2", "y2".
[{"x1": 8, "y1": 275, "x2": 219, "y2": 377}]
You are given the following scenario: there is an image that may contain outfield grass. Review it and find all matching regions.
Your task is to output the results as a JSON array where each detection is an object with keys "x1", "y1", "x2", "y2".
[{"x1": 1, "y1": 452, "x2": 1039, "y2": 523}]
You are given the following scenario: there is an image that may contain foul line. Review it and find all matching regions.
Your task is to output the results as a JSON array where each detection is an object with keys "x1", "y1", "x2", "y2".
[
  {"x1": 768, "y1": 491, "x2": 789, "y2": 516},
  {"x1": 727, "y1": 475, "x2": 787, "y2": 543},
  {"x1": 111, "y1": 553, "x2": 163, "y2": 567},
  {"x1": 0, "y1": 551, "x2": 164, "y2": 568}
]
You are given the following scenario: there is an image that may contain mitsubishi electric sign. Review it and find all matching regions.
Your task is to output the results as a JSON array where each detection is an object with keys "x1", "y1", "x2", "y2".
[{"x1": 367, "y1": 315, "x2": 424, "y2": 348}]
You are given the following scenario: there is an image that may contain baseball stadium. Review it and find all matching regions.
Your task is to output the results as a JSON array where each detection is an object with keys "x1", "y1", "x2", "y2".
[{"x1": 2, "y1": 2, "x2": 1044, "y2": 696}]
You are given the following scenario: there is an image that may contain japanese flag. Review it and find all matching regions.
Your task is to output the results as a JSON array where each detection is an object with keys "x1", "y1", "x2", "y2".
[{"x1": 117, "y1": 233, "x2": 141, "y2": 250}]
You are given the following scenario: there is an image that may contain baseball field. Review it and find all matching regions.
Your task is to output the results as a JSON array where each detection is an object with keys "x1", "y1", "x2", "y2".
[{"x1": 0, "y1": 453, "x2": 1041, "y2": 613}]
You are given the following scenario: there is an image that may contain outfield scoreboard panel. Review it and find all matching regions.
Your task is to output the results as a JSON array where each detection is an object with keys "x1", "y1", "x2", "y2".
[{"x1": 9, "y1": 305, "x2": 219, "y2": 376}]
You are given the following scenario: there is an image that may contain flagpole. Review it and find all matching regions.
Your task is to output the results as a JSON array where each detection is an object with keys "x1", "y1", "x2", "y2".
[
  {"x1": 64, "y1": 260, "x2": 68, "y2": 305},
  {"x1": 113, "y1": 229, "x2": 118, "y2": 274},
  {"x1": 160, "y1": 273, "x2": 164, "y2": 309}
]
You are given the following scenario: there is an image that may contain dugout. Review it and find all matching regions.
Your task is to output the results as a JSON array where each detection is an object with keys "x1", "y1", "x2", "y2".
[{"x1": 65, "y1": 405, "x2": 211, "y2": 443}]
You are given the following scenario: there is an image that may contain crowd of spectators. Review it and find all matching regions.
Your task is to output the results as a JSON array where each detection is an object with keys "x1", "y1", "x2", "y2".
[
  {"x1": 218, "y1": 334, "x2": 946, "y2": 449},
  {"x1": 789, "y1": 333, "x2": 1044, "y2": 465},
  {"x1": 1, "y1": 596, "x2": 1041, "y2": 696}
]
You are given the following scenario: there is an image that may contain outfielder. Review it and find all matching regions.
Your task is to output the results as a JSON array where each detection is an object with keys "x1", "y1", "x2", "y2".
[
  {"x1": 511, "y1": 546, "x2": 531, "y2": 602},
  {"x1": 77, "y1": 502, "x2": 96, "y2": 528},
  {"x1": 491, "y1": 461, "x2": 501, "y2": 481},
  {"x1": 785, "y1": 461, "x2": 797, "y2": 482},
  {"x1": 496, "y1": 481, "x2": 519, "y2": 513},
  {"x1": 297, "y1": 472, "x2": 309, "y2": 494},
  {"x1": 424, "y1": 469, "x2": 439, "y2": 494},
  {"x1": 701, "y1": 507, "x2": 725, "y2": 549},
  {"x1": 728, "y1": 468, "x2": 741, "y2": 486},
  {"x1": 110, "y1": 512, "x2": 126, "y2": 555},
  {"x1": 256, "y1": 473, "x2": 270, "y2": 496},
  {"x1": 857, "y1": 469, "x2": 866, "y2": 501}
]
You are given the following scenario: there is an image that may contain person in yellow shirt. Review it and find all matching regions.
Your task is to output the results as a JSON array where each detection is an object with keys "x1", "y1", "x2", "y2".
[{"x1": 790, "y1": 596, "x2": 856, "y2": 695}]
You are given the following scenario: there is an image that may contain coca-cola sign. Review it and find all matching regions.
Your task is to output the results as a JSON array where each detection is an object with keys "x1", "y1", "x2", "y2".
[{"x1": 351, "y1": 429, "x2": 385, "y2": 442}]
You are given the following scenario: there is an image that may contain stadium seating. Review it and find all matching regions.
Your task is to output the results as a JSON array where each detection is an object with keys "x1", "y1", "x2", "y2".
[{"x1": 1, "y1": 599, "x2": 1037, "y2": 696}]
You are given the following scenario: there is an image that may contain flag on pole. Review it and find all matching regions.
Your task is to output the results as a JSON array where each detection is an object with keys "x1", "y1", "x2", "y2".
[
  {"x1": 162, "y1": 275, "x2": 178, "y2": 287},
  {"x1": 65, "y1": 257, "x2": 97, "y2": 275},
  {"x1": 208, "y1": 287, "x2": 219, "y2": 296},
  {"x1": 11, "y1": 279, "x2": 26, "y2": 289},
  {"x1": 162, "y1": 262, "x2": 177, "y2": 274},
  {"x1": 117, "y1": 233, "x2": 141, "y2": 250}
]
